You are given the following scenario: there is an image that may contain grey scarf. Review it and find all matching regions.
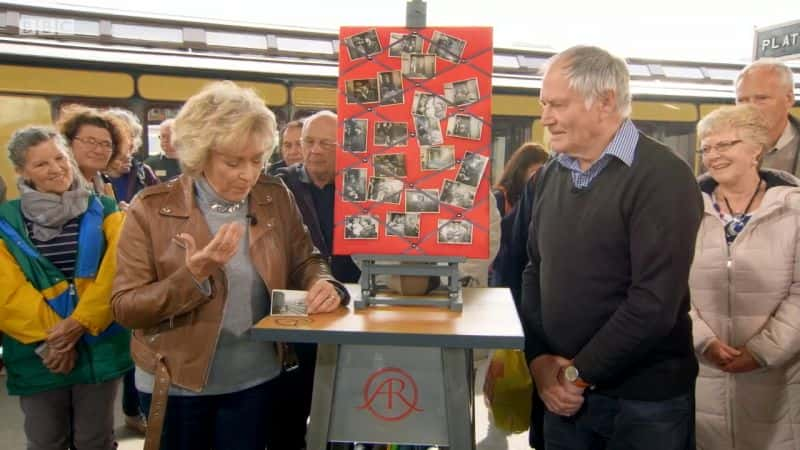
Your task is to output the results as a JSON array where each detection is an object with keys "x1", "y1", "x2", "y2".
[{"x1": 19, "y1": 178, "x2": 91, "y2": 241}]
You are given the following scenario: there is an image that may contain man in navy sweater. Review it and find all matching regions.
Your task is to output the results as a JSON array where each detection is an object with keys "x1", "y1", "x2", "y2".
[{"x1": 521, "y1": 46, "x2": 702, "y2": 450}]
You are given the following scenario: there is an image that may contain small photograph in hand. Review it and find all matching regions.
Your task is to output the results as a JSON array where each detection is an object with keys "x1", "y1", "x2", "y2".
[{"x1": 271, "y1": 289, "x2": 309, "y2": 316}]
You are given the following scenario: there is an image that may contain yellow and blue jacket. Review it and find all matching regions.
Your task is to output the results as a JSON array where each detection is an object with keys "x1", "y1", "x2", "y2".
[{"x1": 0, "y1": 194, "x2": 132, "y2": 395}]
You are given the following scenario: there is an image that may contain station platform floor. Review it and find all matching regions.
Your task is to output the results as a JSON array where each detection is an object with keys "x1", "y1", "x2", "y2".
[{"x1": 0, "y1": 354, "x2": 532, "y2": 449}]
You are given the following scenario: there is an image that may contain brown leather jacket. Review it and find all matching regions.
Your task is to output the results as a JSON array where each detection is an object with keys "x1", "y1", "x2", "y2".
[{"x1": 111, "y1": 174, "x2": 336, "y2": 392}]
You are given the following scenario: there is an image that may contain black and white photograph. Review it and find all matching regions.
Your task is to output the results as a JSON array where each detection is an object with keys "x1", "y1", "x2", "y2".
[
  {"x1": 342, "y1": 167, "x2": 367, "y2": 202},
  {"x1": 439, "y1": 179, "x2": 476, "y2": 209},
  {"x1": 345, "y1": 78, "x2": 379, "y2": 104},
  {"x1": 428, "y1": 31, "x2": 467, "y2": 63},
  {"x1": 411, "y1": 91, "x2": 447, "y2": 120},
  {"x1": 344, "y1": 215, "x2": 380, "y2": 239},
  {"x1": 343, "y1": 28, "x2": 382, "y2": 60},
  {"x1": 378, "y1": 70, "x2": 404, "y2": 106},
  {"x1": 446, "y1": 114, "x2": 482, "y2": 140},
  {"x1": 373, "y1": 153, "x2": 407, "y2": 177},
  {"x1": 401, "y1": 53, "x2": 436, "y2": 79},
  {"x1": 386, "y1": 212, "x2": 420, "y2": 238},
  {"x1": 413, "y1": 114, "x2": 444, "y2": 146},
  {"x1": 270, "y1": 289, "x2": 308, "y2": 316},
  {"x1": 455, "y1": 151, "x2": 489, "y2": 187},
  {"x1": 388, "y1": 32, "x2": 424, "y2": 57},
  {"x1": 343, "y1": 118, "x2": 367, "y2": 153},
  {"x1": 421, "y1": 145, "x2": 456, "y2": 171},
  {"x1": 406, "y1": 189, "x2": 440, "y2": 213},
  {"x1": 367, "y1": 177, "x2": 404, "y2": 204},
  {"x1": 437, "y1": 219, "x2": 473, "y2": 245},
  {"x1": 444, "y1": 78, "x2": 480, "y2": 106},
  {"x1": 373, "y1": 121, "x2": 408, "y2": 147}
]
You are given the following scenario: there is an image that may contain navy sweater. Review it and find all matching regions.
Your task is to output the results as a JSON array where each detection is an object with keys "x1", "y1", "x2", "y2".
[{"x1": 521, "y1": 133, "x2": 703, "y2": 401}]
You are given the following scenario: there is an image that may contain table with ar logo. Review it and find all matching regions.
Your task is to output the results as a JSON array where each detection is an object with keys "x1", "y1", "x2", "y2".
[{"x1": 252, "y1": 285, "x2": 523, "y2": 449}]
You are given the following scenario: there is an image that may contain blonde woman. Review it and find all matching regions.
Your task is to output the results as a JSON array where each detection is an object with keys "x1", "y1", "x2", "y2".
[
  {"x1": 691, "y1": 104, "x2": 800, "y2": 450},
  {"x1": 112, "y1": 81, "x2": 347, "y2": 450}
]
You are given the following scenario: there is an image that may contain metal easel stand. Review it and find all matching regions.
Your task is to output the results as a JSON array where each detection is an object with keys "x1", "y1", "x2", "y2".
[{"x1": 352, "y1": 254, "x2": 466, "y2": 311}]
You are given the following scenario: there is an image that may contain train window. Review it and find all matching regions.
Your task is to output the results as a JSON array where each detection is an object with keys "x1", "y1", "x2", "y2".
[
  {"x1": 634, "y1": 120, "x2": 697, "y2": 169},
  {"x1": 494, "y1": 55, "x2": 520, "y2": 70},
  {"x1": 111, "y1": 23, "x2": 182, "y2": 43},
  {"x1": 517, "y1": 55, "x2": 547, "y2": 70},
  {"x1": 628, "y1": 64, "x2": 650, "y2": 77},
  {"x1": 662, "y1": 66, "x2": 705, "y2": 80},
  {"x1": 276, "y1": 37, "x2": 335, "y2": 55},
  {"x1": 207, "y1": 31, "x2": 267, "y2": 50},
  {"x1": 491, "y1": 116, "x2": 534, "y2": 184},
  {"x1": 704, "y1": 67, "x2": 739, "y2": 82}
]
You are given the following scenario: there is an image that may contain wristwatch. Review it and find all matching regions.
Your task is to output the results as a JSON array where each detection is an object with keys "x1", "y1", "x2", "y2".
[{"x1": 563, "y1": 365, "x2": 591, "y2": 388}]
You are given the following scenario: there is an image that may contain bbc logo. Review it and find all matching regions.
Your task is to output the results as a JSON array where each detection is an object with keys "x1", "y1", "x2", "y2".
[{"x1": 19, "y1": 18, "x2": 76, "y2": 36}]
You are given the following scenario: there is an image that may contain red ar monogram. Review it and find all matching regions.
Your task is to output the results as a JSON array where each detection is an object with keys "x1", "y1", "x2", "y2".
[{"x1": 358, "y1": 367, "x2": 424, "y2": 421}]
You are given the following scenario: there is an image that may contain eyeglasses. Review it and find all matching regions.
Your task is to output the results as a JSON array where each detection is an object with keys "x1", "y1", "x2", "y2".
[
  {"x1": 73, "y1": 136, "x2": 113, "y2": 151},
  {"x1": 696, "y1": 139, "x2": 742, "y2": 156},
  {"x1": 302, "y1": 137, "x2": 336, "y2": 151}
]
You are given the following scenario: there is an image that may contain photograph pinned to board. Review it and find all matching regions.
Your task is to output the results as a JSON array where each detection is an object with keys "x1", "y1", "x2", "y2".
[
  {"x1": 437, "y1": 219, "x2": 473, "y2": 244},
  {"x1": 367, "y1": 176, "x2": 404, "y2": 204},
  {"x1": 345, "y1": 78, "x2": 379, "y2": 104},
  {"x1": 378, "y1": 70, "x2": 405, "y2": 106},
  {"x1": 271, "y1": 289, "x2": 308, "y2": 316},
  {"x1": 413, "y1": 114, "x2": 444, "y2": 146},
  {"x1": 343, "y1": 118, "x2": 368, "y2": 153},
  {"x1": 344, "y1": 214, "x2": 380, "y2": 239},
  {"x1": 373, "y1": 121, "x2": 409, "y2": 147},
  {"x1": 343, "y1": 28, "x2": 382, "y2": 60},
  {"x1": 446, "y1": 114, "x2": 482, "y2": 140},
  {"x1": 420, "y1": 145, "x2": 456, "y2": 171},
  {"x1": 386, "y1": 212, "x2": 421, "y2": 238},
  {"x1": 373, "y1": 153, "x2": 407, "y2": 178},
  {"x1": 455, "y1": 151, "x2": 489, "y2": 187},
  {"x1": 342, "y1": 167, "x2": 368, "y2": 202},
  {"x1": 440, "y1": 179, "x2": 476, "y2": 209},
  {"x1": 443, "y1": 78, "x2": 480, "y2": 106},
  {"x1": 411, "y1": 91, "x2": 447, "y2": 120},
  {"x1": 401, "y1": 53, "x2": 436, "y2": 79},
  {"x1": 405, "y1": 189, "x2": 440, "y2": 213},
  {"x1": 428, "y1": 31, "x2": 467, "y2": 63},
  {"x1": 388, "y1": 32, "x2": 425, "y2": 57}
]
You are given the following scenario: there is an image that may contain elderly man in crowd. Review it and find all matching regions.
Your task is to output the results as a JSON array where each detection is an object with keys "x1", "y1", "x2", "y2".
[
  {"x1": 144, "y1": 118, "x2": 182, "y2": 181},
  {"x1": 735, "y1": 59, "x2": 799, "y2": 176},
  {"x1": 521, "y1": 45, "x2": 702, "y2": 450}
]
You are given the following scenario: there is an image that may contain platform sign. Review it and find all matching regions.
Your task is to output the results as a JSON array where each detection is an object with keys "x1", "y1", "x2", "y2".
[
  {"x1": 334, "y1": 26, "x2": 493, "y2": 259},
  {"x1": 753, "y1": 19, "x2": 800, "y2": 60}
]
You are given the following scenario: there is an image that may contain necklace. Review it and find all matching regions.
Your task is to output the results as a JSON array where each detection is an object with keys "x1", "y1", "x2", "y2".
[
  {"x1": 722, "y1": 179, "x2": 762, "y2": 218},
  {"x1": 209, "y1": 199, "x2": 246, "y2": 214}
]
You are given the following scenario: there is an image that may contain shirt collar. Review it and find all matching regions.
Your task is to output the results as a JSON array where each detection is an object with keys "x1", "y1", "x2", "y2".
[
  {"x1": 773, "y1": 118, "x2": 799, "y2": 152},
  {"x1": 556, "y1": 119, "x2": 639, "y2": 169}
]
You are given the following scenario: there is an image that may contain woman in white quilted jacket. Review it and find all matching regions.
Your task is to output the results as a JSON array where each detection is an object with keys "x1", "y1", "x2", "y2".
[{"x1": 690, "y1": 104, "x2": 800, "y2": 450}]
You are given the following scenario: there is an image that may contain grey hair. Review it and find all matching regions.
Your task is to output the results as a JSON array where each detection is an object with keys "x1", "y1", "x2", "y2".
[
  {"x1": 736, "y1": 58, "x2": 795, "y2": 93},
  {"x1": 7, "y1": 125, "x2": 86, "y2": 188},
  {"x1": 107, "y1": 108, "x2": 143, "y2": 152},
  {"x1": 301, "y1": 110, "x2": 337, "y2": 137},
  {"x1": 7, "y1": 126, "x2": 69, "y2": 170},
  {"x1": 542, "y1": 45, "x2": 632, "y2": 117}
]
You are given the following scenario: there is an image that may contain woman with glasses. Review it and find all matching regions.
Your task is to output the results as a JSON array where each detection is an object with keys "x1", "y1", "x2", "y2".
[
  {"x1": 0, "y1": 126, "x2": 130, "y2": 450},
  {"x1": 690, "y1": 104, "x2": 800, "y2": 450},
  {"x1": 56, "y1": 104, "x2": 129, "y2": 196},
  {"x1": 111, "y1": 82, "x2": 347, "y2": 450}
]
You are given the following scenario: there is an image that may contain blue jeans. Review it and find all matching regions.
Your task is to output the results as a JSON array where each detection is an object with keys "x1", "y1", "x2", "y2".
[
  {"x1": 544, "y1": 393, "x2": 693, "y2": 450},
  {"x1": 139, "y1": 380, "x2": 273, "y2": 450}
]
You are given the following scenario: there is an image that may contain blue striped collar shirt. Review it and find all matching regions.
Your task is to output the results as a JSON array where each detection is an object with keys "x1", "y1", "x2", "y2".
[{"x1": 556, "y1": 119, "x2": 640, "y2": 189}]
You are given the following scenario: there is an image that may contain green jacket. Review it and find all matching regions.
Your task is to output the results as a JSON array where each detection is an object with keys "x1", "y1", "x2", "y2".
[{"x1": 0, "y1": 195, "x2": 131, "y2": 395}]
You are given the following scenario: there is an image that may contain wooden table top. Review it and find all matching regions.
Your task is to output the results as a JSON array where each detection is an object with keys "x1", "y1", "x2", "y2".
[{"x1": 251, "y1": 285, "x2": 524, "y2": 349}]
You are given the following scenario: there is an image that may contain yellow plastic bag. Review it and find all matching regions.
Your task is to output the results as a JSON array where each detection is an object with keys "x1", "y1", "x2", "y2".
[{"x1": 483, "y1": 349, "x2": 533, "y2": 434}]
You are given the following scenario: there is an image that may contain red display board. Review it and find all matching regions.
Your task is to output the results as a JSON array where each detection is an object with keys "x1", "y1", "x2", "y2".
[{"x1": 334, "y1": 26, "x2": 493, "y2": 259}]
